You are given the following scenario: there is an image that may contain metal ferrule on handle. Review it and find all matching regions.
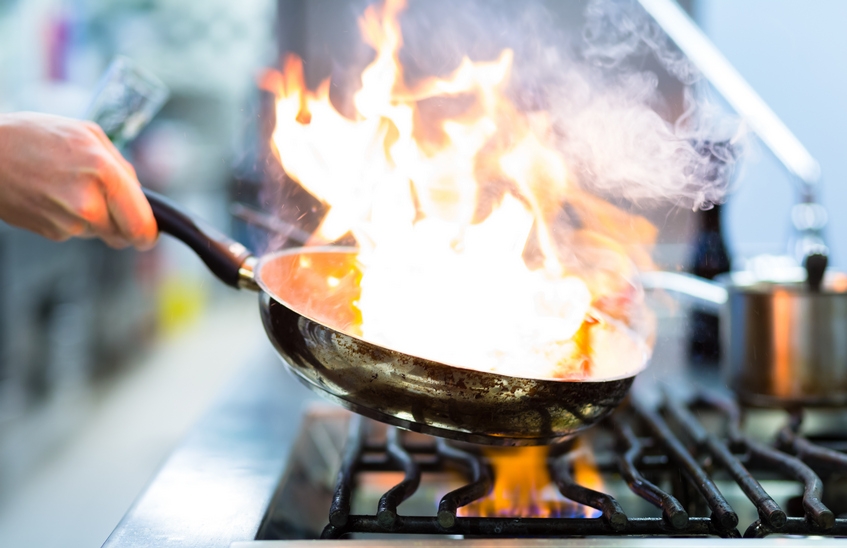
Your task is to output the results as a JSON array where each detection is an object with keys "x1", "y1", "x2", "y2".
[{"x1": 142, "y1": 188, "x2": 259, "y2": 291}]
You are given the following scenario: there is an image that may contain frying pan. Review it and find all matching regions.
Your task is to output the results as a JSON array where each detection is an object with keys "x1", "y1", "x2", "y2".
[{"x1": 145, "y1": 189, "x2": 636, "y2": 446}]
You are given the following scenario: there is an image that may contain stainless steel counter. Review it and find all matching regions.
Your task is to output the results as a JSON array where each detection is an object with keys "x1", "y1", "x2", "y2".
[
  {"x1": 234, "y1": 541, "x2": 847, "y2": 548},
  {"x1": 103, "y1": 349, "x2": 316, "y2": 548}
]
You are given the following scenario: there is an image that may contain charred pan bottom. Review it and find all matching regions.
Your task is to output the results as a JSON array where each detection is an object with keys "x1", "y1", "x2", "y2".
[{"x1": 259, "y1": 293, "x2": 634, "y2": 446}]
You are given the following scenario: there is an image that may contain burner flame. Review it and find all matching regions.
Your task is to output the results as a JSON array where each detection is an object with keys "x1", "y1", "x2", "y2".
[{"x1": 460, "y1": 443, "x2": 602, "y2": 519}]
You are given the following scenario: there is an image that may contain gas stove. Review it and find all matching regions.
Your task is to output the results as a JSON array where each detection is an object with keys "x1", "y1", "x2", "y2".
[
  {"x1": 103, "y1": 324, "x2": 847, "y2": 548},
  {"x1": 253, "y1": 399, "x2": 847, "y2": 544}
]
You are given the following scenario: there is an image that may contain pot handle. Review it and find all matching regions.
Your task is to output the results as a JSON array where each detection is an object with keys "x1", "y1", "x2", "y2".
[
  {"x1": 640, "y1": 271, "x2": 727, "y2": 313},
  {"x1": 143, "y1": 188, "x2": 259, "y2": 291}
]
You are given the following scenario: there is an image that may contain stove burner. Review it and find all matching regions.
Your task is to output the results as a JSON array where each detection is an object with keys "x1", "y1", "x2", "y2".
[{"x1": 257, "y1": 391, "x2": 847, "y2": 540}]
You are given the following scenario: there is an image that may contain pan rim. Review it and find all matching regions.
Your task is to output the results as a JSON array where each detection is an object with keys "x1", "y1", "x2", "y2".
[{"x1": 255, "y1": 246, "x2": 647, "y2": 384}]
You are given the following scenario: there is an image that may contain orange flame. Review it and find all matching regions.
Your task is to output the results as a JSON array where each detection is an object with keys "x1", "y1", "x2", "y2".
[
  {"x1": 261, "y1": 0, "x2": 656, "y2": 380},
  {"x1": 461, "y1": 443, "x2": 602, "y2": 518}
]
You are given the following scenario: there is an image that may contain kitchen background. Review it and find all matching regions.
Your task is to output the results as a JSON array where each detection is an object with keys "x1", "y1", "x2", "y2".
[{"x1": 0, "y1": 0, "x2": 843, "y2": 546}]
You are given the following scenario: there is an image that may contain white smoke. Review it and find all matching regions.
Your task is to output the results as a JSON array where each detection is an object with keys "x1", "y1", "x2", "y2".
[
  {"x1": 570, "y1": 0, "x2": 745, "y2": 209},
  {"x1": 583, "y1": 0, "x2": 700, "y2": 85},
  {"x1": 545, "y1": 69, "x2": 743, "y2": 210},
  {"x1": 395, "y1": 0, "x2": 746, "y2": 210}
]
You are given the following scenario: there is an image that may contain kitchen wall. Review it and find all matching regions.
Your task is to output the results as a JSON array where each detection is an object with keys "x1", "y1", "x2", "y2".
[{"x1": 698, "y1": 0, "x2": 847, "y2": 269}]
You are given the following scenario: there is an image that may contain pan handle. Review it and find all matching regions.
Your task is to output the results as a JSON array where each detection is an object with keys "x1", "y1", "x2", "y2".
[
  {"x1": 640, "y1": 271, "x2": 727, "y2": 314},
  {"x1": 143, "y1": 188, "x2": 259, "y2": 291}
]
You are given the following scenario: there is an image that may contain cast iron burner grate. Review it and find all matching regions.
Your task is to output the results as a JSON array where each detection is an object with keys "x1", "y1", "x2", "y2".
[{"x1": 258, "y1": 391, "x2": 847, "y2": 540}]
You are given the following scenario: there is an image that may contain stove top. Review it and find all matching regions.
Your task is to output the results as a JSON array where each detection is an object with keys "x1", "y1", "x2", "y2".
[
  {"x1": 103, "y1": 325, "x2": 847, "y2": 548},
  {"x1": 254, "y1": 396, "x2": 847, "y2": 543}
]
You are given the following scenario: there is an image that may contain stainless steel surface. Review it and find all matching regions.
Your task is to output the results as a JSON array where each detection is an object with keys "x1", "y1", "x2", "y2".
[
  {"x1": 644, "y1": 270, "x2": 847, "y2": 405},
  {"x1": 255, "y1": 247, "x2": 635, "y2": 446},
  {"x1": 233, "y1": 540, "x2": 847, "y2": 547},
  {"x1": 102, "y1": 354, "x2": 316, "y2": 548},
  {"x1": 725, "y1": 282, "x2": 847, "y2": 406}
]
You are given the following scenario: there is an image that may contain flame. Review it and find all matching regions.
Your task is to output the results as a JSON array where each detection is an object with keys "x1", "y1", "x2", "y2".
[
  {"x1": 261, "y1": 0, "x2": 656, "y2": 380},
  {"x1": 460, "y1": 443, "x2": 602, "y2": 518}
]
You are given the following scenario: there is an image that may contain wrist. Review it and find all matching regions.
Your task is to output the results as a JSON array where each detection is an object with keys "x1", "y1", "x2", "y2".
[
  {"x1": 0, "y1": 112, "x2": 22, "y2": 147},
  {"x1": 0, "y1": 114, "x2": 13, "y2": 178}
]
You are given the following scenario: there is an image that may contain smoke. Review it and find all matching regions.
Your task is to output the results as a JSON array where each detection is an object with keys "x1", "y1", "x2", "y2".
[
  {"x1": 545, "y1": 69, "x2": 742, "y2": 210},
  {"x1": 583, "y1": 0, "x2": 699, "y2": 84},
  {"x1": 395, "y1": 0, "x2": 746, "y2": 210},
  {"x1": 570, "y1": 0, "x2": 745, "y2": 209}
]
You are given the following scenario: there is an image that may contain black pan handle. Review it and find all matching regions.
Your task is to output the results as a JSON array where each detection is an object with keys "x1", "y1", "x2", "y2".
[{"x1": 143, "y1": 188, "x2": 257, "y2": 290}]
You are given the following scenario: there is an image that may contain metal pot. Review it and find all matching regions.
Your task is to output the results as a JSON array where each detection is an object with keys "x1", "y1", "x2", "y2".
[{"x1": 642, "y1": 256, "x2": 847, "y2": 407}]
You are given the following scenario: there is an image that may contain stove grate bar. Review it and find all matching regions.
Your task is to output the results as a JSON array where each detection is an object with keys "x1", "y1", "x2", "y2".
[
  {"x1": 321, "y1": 515, "x2": 734, "y2": 538},
  {"x1": 434, "y1": 438, "x2": 492, "y2": 529},
  {"x1": 633, "y1": 399, "x2": 739, "y2": 533},
  {"x1": 697, "y1": 392, "x2": 835, "y2": 531},
  {"x1": 610, "y1": 414, "x2": 689, "y2": 530},
  {"x1": 744, "y1": 517, "x2": 847, "y2": 538},
  {"x1": 663, "y1": 394, "x2": 787, "y2": 530},
  {"x1": 777, "y1": 410, "x2": 847, "y2": 473},
  {"x1": 550, "y1": 452, "x2": 627, "y2": 531},
  {"x1": 328, "y1": 415, "x2": 365, "y2": 528},
  {"x1": 375, "y1": 426, "x2": 421, "y2": 529}
]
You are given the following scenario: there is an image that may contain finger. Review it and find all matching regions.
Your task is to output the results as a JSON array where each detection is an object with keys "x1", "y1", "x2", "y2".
[
  {"x1": 84, "y1": 123, "x2": 158, "y2": 250},
  {"x1": 71, "y1": 225, "x2": 128, "y2": 249},
  {"x1": 98, "y1": 225, "x2": 132, "y2": 249},
  {"x1": 82, "y1": 201, "x2": 133, "y2": 249},
  {"x1": 88, "y1": 123, "x2": 159, "y2": 251},
  {"x1": 28, "y1": 219, "x2": 73, "y2": 242},
  {"x1": 98, "y1": 155, "x2": 158, "y2": 251},
  {"x1": 74, "y1": 210, "x2": 131, "y2": 248},
  {"x1": 50, "y1": 174, "x2": 131, "y2": 245},
  {"x1": 26, "y1": 210, "x2": 87, "y2": 243}
]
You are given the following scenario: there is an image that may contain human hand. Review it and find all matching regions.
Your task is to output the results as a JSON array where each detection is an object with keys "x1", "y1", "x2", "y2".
[{"x1": 0, "y1": 112, "x2": 157, "y2": 250}]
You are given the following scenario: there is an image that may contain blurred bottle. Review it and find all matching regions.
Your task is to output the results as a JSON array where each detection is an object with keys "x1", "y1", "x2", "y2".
[{"x1": 687, "y1": 204, "x2": 731, "y2": 365}]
